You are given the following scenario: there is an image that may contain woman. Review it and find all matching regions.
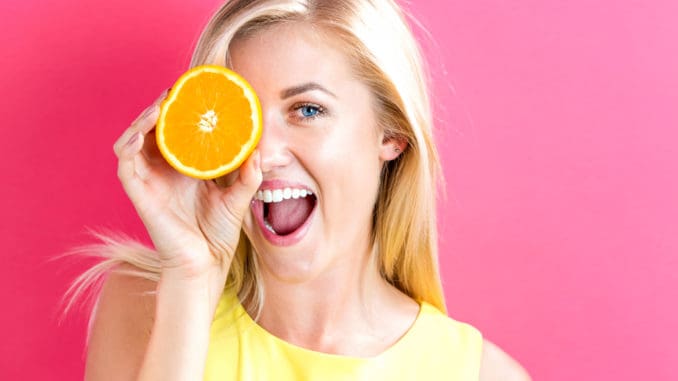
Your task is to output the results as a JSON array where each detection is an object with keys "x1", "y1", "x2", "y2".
[{"x1": 75, "y1": 0, "x2": 531, "y2": 379}]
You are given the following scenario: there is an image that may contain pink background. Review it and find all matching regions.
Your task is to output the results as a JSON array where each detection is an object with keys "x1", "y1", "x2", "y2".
[{"x1": 2, "y1": 0, "x2": 676, "y2": 379}]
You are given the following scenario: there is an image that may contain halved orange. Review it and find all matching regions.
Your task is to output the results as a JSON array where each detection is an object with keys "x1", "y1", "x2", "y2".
[{"x1": 156, "y1": 65, "x2": 262, "y2": 180}]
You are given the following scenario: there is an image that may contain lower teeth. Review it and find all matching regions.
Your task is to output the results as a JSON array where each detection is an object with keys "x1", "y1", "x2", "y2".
[{"x1": 264, "y1": 219, "x2": 277, "y2": 234}]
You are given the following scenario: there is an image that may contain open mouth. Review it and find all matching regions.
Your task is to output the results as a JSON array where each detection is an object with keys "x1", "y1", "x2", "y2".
[{"x1": 251, "y1": 187, "x2": 317, "y2": 246}]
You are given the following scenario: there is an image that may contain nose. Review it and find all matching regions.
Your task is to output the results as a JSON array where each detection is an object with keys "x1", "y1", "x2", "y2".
[{"x1": 258, "y1": 110, "x2": 292, "y2": 173}]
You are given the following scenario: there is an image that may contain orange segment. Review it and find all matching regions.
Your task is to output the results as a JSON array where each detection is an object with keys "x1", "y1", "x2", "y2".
[{"x1": 156, "y1": 65, "x2": 262, "y2": 179}]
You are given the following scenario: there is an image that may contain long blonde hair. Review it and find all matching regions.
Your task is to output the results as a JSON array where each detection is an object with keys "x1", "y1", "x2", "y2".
[{"x1": 61, "y1": 0, "x2": 445, "y2": 333}]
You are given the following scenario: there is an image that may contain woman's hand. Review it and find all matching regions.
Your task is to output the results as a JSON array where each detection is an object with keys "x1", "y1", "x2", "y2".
[{"x1": 112, "y1": 90, "x2": 262, "y2": 293}]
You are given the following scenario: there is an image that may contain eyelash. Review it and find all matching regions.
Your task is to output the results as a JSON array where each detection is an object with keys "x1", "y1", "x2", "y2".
[{"x1": 290, "y1": 102, "x2": 327, "y2": 122}]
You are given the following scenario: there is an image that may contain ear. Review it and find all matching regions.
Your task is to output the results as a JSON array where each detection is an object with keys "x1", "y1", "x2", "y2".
[{"x1": 379, "y1": 136, "x2": 407, "y2": 161}]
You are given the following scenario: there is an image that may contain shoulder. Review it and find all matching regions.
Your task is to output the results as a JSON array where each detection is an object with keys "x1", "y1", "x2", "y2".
[
  {"x1": 85, "y1": 263, "x2": 157, "y2": 380},
  {"x1": 417, "y1": 303, "x2": 483, "y2": 348},
  {"x1": 418, "y1": 306, "x2": 531, "y2": 380},
  {"x1": 479, "y1": 339, "x2": 532, "y2": 381},
  {"x1": 413, "y1": 304, "x2": 484, "y2": 368}
]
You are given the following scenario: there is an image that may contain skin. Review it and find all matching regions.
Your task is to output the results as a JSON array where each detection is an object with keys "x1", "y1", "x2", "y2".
[
  {"x1": 88, "y1": 21, "x2": 531, "y2": 380},
  {"x1": 228, "y1": 23, "x2": 417, "y2": 354}
]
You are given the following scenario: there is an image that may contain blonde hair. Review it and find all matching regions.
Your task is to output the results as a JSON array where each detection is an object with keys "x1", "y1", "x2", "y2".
[{"x1": 61, "y1": 0, "x2": 445, "y2": 332}]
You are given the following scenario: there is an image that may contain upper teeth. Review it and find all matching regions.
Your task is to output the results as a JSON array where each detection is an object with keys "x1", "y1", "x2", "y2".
[{"x1": 255, "y1": 188, "x2": 313, "y2": 203}]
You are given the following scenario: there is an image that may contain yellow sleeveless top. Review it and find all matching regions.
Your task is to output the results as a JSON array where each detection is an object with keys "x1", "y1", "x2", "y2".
[{"x1": 204, "y1": 291, "x2": 483, "y2": 380}]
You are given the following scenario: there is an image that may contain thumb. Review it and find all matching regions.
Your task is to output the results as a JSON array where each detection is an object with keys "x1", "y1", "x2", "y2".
[{"x1": 217, "y1": 150, "x2": 262, "y2": 225}]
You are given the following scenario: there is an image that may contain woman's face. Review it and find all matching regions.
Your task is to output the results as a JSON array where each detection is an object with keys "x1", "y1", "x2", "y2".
[{"x1": 230, "y1": 23, "x2": 397, "y2": 282}]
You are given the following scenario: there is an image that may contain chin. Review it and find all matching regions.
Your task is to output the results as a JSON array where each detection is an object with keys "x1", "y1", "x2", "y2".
[{"x1": 253, "y1": 241, "x2": 327, "y2": 284}]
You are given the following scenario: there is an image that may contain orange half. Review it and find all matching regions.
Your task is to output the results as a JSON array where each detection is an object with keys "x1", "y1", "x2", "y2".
[{"x1": 156, "y1": 65, "x2": 262, "y2": 179}]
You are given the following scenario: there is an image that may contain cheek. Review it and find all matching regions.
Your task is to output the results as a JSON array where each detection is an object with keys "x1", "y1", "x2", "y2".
[
  {"x1": 314, "y1": 120, "x2": 380, "y2": 162},
  {"x1": 309, "y1": 132, "x2": 379, "y2": 183},
  {"x1": 313, "y1": 139, "x2": 382, "y2": 211}
]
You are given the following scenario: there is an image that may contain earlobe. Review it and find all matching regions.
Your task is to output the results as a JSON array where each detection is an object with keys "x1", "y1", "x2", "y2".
[{"x1": 380, "y1": 137, "x2": 407, "y2": 161}]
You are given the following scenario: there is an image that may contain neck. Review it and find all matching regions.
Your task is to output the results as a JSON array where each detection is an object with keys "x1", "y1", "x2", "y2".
[{"x1": 251, "y1": 247, "x2": 402, "y2": 353}]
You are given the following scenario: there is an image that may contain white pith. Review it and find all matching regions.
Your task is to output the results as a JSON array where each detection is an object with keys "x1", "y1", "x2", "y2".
[{"x1": 197, "y1": 110, "x2": 218, "y2": 132}]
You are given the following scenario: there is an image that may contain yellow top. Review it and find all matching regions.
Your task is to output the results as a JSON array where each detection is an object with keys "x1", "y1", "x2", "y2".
[{"x1": 204, "y1": 291, "x2": 483, "y2": 380}]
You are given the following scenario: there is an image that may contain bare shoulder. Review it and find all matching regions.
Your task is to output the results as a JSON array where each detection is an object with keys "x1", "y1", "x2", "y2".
[
  {"x1": 85, "y1": 263, "x2": 157, "y2": 381},
  {"x1": 479, "y1": 339, "x2": 532, "y2": 381}
]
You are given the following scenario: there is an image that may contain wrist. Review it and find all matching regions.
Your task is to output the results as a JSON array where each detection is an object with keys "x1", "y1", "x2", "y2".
[
  {"x1": 158, "y1": 267, "x2": 228, "y2": 317},
  {"x1": 140, "y1": 274, "x2": 214, "y2": 380},
  {"x1": 159, "y1": 252, "x2": 232, "y2": 283}
]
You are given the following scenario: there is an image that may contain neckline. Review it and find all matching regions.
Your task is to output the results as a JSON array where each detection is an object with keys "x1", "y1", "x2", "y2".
[{"x1": 233, "y1": 297, "x2": 431, "y2": 362}]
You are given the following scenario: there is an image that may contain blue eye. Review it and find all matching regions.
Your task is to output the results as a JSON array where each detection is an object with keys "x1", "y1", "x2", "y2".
[
  {"x1": 292, "y1": 103, "x2": 326, "y2": 122},
  {"x1": 300, "y1": 105, "x2": 319, "y2": 117}
]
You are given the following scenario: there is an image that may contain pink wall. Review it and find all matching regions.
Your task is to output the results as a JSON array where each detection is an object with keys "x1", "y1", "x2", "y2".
[{"x1": 2, "y1": 0, "x2": 676, "y2": 379}]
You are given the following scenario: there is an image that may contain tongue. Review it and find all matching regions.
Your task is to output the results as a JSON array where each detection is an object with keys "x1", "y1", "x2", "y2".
[{"x1": 267, "y1": 197, "x2": 314, "y2": 235}]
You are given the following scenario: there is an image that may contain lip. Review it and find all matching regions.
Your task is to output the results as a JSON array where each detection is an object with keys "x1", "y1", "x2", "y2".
[
  {"x1": 251, "y1": 179, "x2": 317, "y2": 247},
  {"x1": 257, "y1": 179, "x2": 314, "y2": 192}
]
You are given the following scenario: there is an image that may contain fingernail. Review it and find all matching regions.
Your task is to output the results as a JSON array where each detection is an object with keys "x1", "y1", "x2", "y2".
[
  {"x1": 254, "y1": 150, "x2": 261, "y2": 172},
  {"x1": 156, "y1": 88, "x2": 170, "y2": 103},
  {"x1": 125, "y1": 132, "x2": 140, "y2": 147},
  {"x1": 139, "y1": 104, "x2": 155, "y2": 119},
  {"x1": 145, "y1": 105, "x2": 160, "y2": 121}
]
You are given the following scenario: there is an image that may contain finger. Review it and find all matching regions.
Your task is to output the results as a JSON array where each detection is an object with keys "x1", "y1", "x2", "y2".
[
  {"x1": 114, "y1": 125, "x2": 139, "y2": 158},
  {"x1": 133, "y1": 135, "x2": 155, "y2": 181},
  {"x1": 213, "y1": 170, "x2": 239, "y2": 188},
  {"x1": 216, "y1": 150, "x2": 262, "y2": 223},
  {"x1": 113, "y1": 106, "x2": 158, "y2": 158},
  {"x1": 138, "y1": 89, "x2": 172, "y2": 134},
  {"x1": 135, "y1": 105, "x2": 161, "y2": 135},
  {"x1": 130, "y1": 103, "x2": 157, "y2": 128},
  {"x1": 131, "y1": 88, "x2": 170, "y2": 124},
  {"x1": 125, "y1": 88, "x2": 169, "y2": 137},
  {"x1": 114, "y1": 90, "x2": 167, "y2": 158},
  {"x1": 128, "y1": 127, "x2": 161, "y2": 182},
  {"x1": 117, "y1": 131, "x2": 157, "y2": 198},
  {"x1": 238, "y1": 150, "x2": 263, "y2": 191},
  {"x1": 116, "y1": 131, "x2": 145, "y2": 195}
]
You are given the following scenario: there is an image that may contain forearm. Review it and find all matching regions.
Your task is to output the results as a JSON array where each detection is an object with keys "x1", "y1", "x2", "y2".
[{"x1": 137, "y1": 276, "x2": 214, "y2": 381}]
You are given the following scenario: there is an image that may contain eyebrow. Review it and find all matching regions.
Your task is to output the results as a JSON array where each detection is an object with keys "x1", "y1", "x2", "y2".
[{"x1": 280, "y1": 82, "x2": 337, "y2": 99}]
